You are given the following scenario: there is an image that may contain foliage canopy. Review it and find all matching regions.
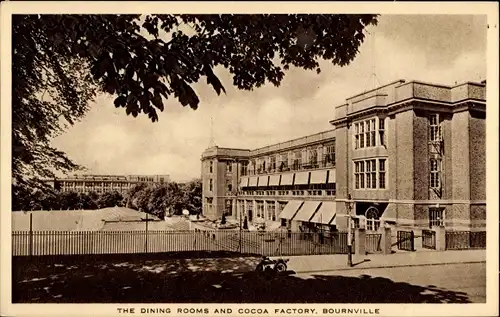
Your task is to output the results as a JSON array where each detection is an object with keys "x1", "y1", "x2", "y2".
[{"x1": 12, "y1": 14, "x2": 377, "y2": 188}]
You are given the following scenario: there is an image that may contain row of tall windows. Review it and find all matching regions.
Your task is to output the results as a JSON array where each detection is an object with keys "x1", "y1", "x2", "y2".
[
  {"x1": 354, "y1": 159, "x2": 386, "y2": 189},
  {"x1": 240, "y1": 142, "x2": 336, "y2": 176},
  {"x1": 354, "y1": 118, "x2": 385, "y2": 149}
]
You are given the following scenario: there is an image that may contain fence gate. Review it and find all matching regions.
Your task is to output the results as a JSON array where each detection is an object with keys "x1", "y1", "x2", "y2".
[{"x1": 396, "y1": 230, "x2": 415, "y2": 251}]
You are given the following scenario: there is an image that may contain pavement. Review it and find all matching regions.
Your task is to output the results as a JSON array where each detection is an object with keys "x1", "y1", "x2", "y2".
[{"x1": 278, "y1": 249, "x2": 486, "y2": 274}]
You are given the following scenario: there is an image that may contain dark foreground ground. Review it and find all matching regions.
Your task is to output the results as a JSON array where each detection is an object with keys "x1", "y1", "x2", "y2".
[{"x1": 12, "y1": 252, "x2": 483, "y2": 303}]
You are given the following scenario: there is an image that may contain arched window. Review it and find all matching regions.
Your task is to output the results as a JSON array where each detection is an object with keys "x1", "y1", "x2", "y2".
[{"x1": 365, "y1": 206, "x2": 380, "y2": 231}]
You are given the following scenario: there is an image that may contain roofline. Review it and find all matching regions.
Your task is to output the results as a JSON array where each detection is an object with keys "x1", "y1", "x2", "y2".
[
  {"x1": 204, "y1": 146, "x2": 251, "y2": 152},
  {"x1": 346, "y1": 79, "x2": 406, "y2": 101},
  {"x1": 251, "y1": 129, "x2": 336, "y2": 152}
]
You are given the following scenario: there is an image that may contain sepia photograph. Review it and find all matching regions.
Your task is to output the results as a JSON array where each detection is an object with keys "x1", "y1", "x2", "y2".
[{"x1": 1, "y1": 2, "x2": 498, "y2": 317}]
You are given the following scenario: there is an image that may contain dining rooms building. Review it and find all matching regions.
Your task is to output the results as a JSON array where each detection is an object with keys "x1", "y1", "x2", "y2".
[
  {"x1": 200, "y1": 78, "x2": 486, "y2": 232},
  {"x1": 45, "y1": 174, "x2": 171, "y2": 195}
]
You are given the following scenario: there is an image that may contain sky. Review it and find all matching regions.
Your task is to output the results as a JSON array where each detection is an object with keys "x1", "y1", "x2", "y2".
[{"x1": 51, "y1": 14, "x2": 487, "y2": 183}]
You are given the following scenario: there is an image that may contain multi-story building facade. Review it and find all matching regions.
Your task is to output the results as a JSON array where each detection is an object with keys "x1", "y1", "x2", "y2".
[
  {"x1": 201, "y1": 79, "x2": 486, "y2": 232},
  {"x1": 46, "y1": 174, "x2": 170, "y2": 195}
]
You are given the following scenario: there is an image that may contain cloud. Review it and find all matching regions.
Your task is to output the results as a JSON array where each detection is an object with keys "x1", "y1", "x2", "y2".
[{"x1": 50, "y1": 14, "x2": 488, "y2": 182}]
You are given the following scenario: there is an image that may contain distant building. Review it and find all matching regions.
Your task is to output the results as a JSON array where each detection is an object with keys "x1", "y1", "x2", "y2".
[
  {"x1": 201, "y1": 79, "x2": 486, "y2": 233},
  {"x1": 46, "y1": 174, "x2": 170, "y2": 195}
]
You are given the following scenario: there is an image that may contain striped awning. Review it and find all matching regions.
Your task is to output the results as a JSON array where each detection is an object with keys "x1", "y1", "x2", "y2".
[
  {"x1": 257, "y1": 176, "x2": 269, "y2": 188},
  {"x1": 269, "y1": 174, "x2": 280, "y2": 186},
  {"x1": 292, "y1": 201, "x2": 321, "y2": 222},
  {"x1": 294, "y1": 171, "x2": 310, "y2": 185},
  {"x1": 309, "y1": 201, "x2": 337, "y2": 225},
  {"x1": 239, "y1": 177, "x2": 249, "y2": 187},
  {"x1": 310, "y1": 170, "x2": 327, "y2": 184},
  {"x1": 327, "y1": 169, "x2": 336, "y2": 183},
  {"x1": 280, "y1": 173, "x2": 294, "y2": 186},
  {"x1": 279, "y1": 200, "x2": 304, "y2": 220},
  {"x1": 248, "y1": 176, "x2": 258, "y2": 187}
]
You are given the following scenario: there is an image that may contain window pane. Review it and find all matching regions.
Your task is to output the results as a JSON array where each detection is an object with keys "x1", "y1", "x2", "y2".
[
  {"x1": 379, "y1": 159, "x2": 385, "y2": 171},
  {"x1": 379, "y1": 172, "x2": 385, "y2": 189}
]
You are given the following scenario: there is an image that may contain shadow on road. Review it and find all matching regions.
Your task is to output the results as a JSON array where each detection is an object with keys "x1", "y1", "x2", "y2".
[{"x1": 13, "y1": 256, "x2": 472, "y2": 304}]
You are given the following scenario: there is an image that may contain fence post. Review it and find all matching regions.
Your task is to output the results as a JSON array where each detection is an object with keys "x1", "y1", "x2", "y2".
[
  {"x1": 29, "y1": 213, "x2": 33, "y2": 258},
  {"x1": 410, "y1": 231, "x2": 415, "y2": 251},
  {"x1": 381, "y1": 225, "x2": 392, "y2": 254},
  {"x1": 145, "y1": 213, "x2": 149, "y2": 253},
  {"x1": 435, "y1": 226, "x2": 446, "y2": 251},
  {"x1": 354, "y1": 228, "x2": 366, "y2": 255}
]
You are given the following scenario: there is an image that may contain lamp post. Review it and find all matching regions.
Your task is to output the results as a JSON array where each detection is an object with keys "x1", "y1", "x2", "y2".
[{"x1": 345, "y1": 194, "x2": 354, "y2": 267}]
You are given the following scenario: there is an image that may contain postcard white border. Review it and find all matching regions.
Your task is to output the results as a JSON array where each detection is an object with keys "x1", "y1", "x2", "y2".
[{"x1": 1, "y1": 2, "x2": 498, "y2": 317}]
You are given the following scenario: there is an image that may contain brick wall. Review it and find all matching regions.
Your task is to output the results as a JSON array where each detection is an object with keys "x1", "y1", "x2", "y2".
[
  {"x1": 451, "y1": 111, "x2": 471, "y2": 200},
  {"x1": 469, "y1": 112, "x2": 486, "y2": 201},
  {"x1": 395, "y1": 110, "x2": 415, "y2": 200},
  {"x1": 413, "y1": 111, "x2": 429, "y2": 200}
]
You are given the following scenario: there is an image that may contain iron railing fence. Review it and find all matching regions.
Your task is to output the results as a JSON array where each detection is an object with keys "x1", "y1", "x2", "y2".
[
  {"x1": 445, "y1": 231, "x2": 486, "y2": 250},
  {"x1": 421, "y1": 229, "x2": 436, "y2": 250},
  {"x1": 12, "y1": 230, "x2": 351, "y2": 258}
]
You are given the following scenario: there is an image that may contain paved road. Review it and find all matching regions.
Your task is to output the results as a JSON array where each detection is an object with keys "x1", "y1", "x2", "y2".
[
  {"x1": 13, "y1": 254, "x2": 485, "y2": 303},
  {"x1": 295, "y1": 262, "x2": 486, "y2": 303}
]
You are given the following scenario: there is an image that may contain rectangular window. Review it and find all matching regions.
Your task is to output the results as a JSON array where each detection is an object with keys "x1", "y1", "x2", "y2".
[
  {"x1": 429, "y1": 114, "x2": 442, "y2": 142},
  {"x1": 359, "y1": 161, "x2": 365, "y2": 188},
  {"x1": 256, "y1": 201, "x2": 264, "y2": 218},
  {"x1": 309, "y1": 148, "x2": 318, "y2": 166},
  {"x1": 209, "y1": 161, "x2": 213, "y2": 173},
  {"x1": 324, "y1": 143, "x2": 335, "y2": 166},
  {"x1": 379, "y1": 159, "x2": 386, "y2": 189},
  {"x1": 371, "y1": 120, "x2": 376, "y2": 147},
  {"x1": 379, "y1": 118, "x2": 386, "y2": 146},
  {"x1": 267, "y1": 202, "x2": 276, "y2": 221},
  {"x1": 270, "y1": 156, "x2": 276, "y2": 171},
  {"x1": 366, "y1": 160, "x2": 371, "y2": 188},
  {"x1": 241, "y1": 161, "x2": 248, "y2": 176},
  {"x1": 430, "y1": 159, "x2": 441, "y2": 188},
  {"x1": 354, "y1": 162, "x2": 360, "y2": 189},
  {"x1": 429, "y1": 208, "x2": 444, "y2": 227},
  {"x1": 279, "y1": 153, "x2": 288, "y2": 171},
  {"x1": 226, "y1": 162, "x2": 232, "y2": 173},
  {"x1": 209, "y1": 179, "x2": 213, "y2": 191},
  {"x1": 355, "y1": 123, "x2": 359, "y2": 149},
  {"x1": 360, "y1": 123, "x2": 365, "y2": 148},
  {"x1": 354, "y1": 158, "x2": 387, "y2": 190},
  {"x1": 366, "y1": 120, "x2": 371, "y2": 147},
  {"x1": 293, "y1": 150, "x2": 301, "y2": 170}
]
